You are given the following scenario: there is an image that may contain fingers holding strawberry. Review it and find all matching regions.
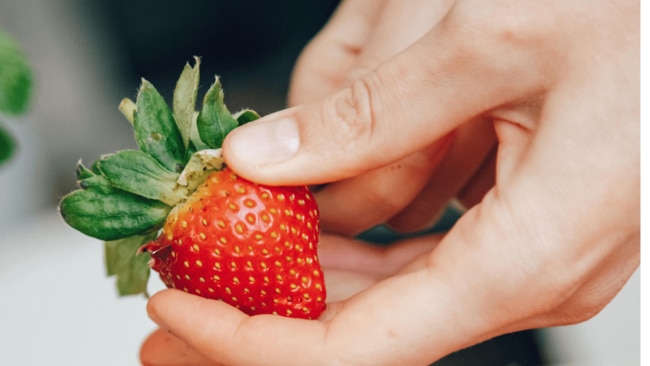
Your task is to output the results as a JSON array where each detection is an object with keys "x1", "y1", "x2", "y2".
[
  {"x1": 59, "y1": 58, "x2": 327, "y2": 320},
  {"x1": 59, "y1": 0, "x2": 640, "y2": 363},
  {"x1": 139, "y1": 232, "x2": 447, "y2": 365},
  {"x1": 215, "y1": 0, "x2": 639, "y2": 364}
]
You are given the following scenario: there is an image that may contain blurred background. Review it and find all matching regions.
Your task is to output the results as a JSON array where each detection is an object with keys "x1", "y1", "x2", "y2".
[{"x1": 0, "y1": 0, "x2": 640, "y2": 365}]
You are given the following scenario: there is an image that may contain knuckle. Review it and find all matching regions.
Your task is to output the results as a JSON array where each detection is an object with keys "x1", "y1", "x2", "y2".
[
  {"x1": 324, "y1": 78, "x2": 376, "y2": 153},
  {"x1": 445, "y1": 0, "x2": 557, "y2": 75}
]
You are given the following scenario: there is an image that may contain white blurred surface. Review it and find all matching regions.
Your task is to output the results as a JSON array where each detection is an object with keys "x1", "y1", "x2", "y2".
[
  {"x1": 541, "y1": 269, "x2": 640, "y2": 366},
  {"x1": 0, "y1": 211, "x2": 162, "y2": 366},
  {"x1": 0, "y1": 119, "x2": 47, "y2": 227}
]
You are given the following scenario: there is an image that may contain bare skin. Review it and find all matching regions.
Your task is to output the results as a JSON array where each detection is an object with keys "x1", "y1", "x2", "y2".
[{"x1": 141, "y1": 0, "x2": 640, "y2": 365}]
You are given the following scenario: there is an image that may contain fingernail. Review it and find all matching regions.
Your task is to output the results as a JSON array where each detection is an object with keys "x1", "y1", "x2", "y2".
[{"x1": 227, "y1": 117, "x2": 300, "y2": 166}]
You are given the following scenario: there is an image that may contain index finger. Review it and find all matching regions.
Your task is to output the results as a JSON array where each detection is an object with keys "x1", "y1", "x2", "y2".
[{"x1": 223, "y1": 8, "x2": 547, "y2": 186}]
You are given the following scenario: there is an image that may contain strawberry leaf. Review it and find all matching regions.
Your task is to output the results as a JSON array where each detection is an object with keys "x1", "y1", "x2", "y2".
[
  {"x1": 118, "y1": 98, "x2": 136, "y2": 126},
  {"x1": 75, "y1": 160, "x2": 114, "y2": 193},
  {"x1": 105, "y1": 234, "x2": 154, "y2": 296},
  {"x1": 233, "y1": 109, "x2": 260, "y2": 125},
  {"x1": 197, "y1": 76, "x2": 238, "y2": 149},
  {"x1": 59, "y1": 186, "x2": 171, "y2": 241},
  {"x1": 173, "y1": 57, "x2": 200, "y2": 154},
  {"x1": 189, "y1": 111, "x2": 209, "y2": 152},
  {"x1": 75, "y1": 159, "x2": 95, "y2": 180},
  {"x1": 78, "y1": 173, "x2": 114, "y2": 193},
  {"x1": 134, "y1": 80, "x2": 185, "y2": 172},
  {"x1": 178, "y1": 149, "x2": 224, "y2": 192},
  {"x1": 97, "y1": 150, "x2": 188, "y2": 205}
]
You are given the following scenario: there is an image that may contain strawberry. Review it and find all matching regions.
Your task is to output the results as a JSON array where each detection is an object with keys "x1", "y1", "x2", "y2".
[
  {"x1": 58, "y1": 58, "x2": 326, "y2": 319},
  {"x1": 142, "y1": 167, "x2": 325, "y2": 318}
]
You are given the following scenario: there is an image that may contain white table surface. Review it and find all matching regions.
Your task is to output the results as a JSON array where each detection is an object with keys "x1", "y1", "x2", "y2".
[{"x1": 0, "y1": 211, "x2": 164, "y2": 366}]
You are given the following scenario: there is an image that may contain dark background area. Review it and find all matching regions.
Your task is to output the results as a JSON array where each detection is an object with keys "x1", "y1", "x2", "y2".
[{"x1": 91, "y1": 0, "x2": 341, "y2": 115}]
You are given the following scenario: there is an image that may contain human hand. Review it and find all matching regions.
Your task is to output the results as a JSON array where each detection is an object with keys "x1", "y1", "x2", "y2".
[
  {"x1": 141, "y1": 0, "x2": 640, "y2": 364},
  {"x1": 141, "y1": 233, "x2": 442, "y2": 365}
]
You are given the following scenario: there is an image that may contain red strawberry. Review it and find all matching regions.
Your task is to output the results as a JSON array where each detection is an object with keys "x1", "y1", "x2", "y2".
[
  {"x1": 141, "y1": 167, "x2": 326, "y2": 319},
  {"x1": 58, "y1": 58, "x2": 327, "y2": 319}
]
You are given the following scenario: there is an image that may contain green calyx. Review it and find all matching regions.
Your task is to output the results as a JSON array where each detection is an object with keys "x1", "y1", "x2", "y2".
[{"x1": 58, "y1": 57, "x2": 260, "y2": 296}]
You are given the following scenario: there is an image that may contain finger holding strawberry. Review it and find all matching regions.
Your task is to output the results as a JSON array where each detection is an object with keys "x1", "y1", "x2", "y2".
[
  {"x1": 139, "y1": 0, "x2": 640, "y2": 364},
  {"x1": 58, "y1": 58, "x2": 326, "y2": 320},
  {"x1": 141, "y1": 233, "x2": 445, "y2": 365}
]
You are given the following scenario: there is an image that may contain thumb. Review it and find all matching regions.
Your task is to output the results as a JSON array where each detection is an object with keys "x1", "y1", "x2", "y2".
[{"x1": 222, "y1": 25, "x2": 537, "y2": 186}]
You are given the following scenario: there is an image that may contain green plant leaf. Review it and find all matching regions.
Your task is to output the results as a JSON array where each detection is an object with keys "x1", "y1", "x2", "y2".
[
  {"x1": 118, "y1": 98, "x2": 136, "y2": 126},
  {"x1": 177, "y1": 149, "x2": 224, "y2": 192},
  {"x1": 197, "y1": 76, "x2": 238, "y2": 149},
  {"x1": 78, "y1": 173, "x2": 114, "y2": 193},
  {"x1": 105, "y1": 234, "x2": 155, "y2": 296},
  {"x1": 75, "y1": 159, "x2": 96, "y2": 180},
  {"x1": 0, "y1": 30, "x2": 32, "y2": 116},
  {"x1": 173, "y1": 57, "x2": 200, "y2": 153},
  {"x1": 0, "y1": 123, "x2": 16, "y2": 165},
  {"x1": 134, "y1": 80, "x2": 185, "y2": 172},
  {"x1": 97, "y1": 150, "x2": 188, "y2": 206},
  {"x1": 233, "y1": 109, "x2": 260, "y2": 125},
  {"x1": 189, "y1": 111, "x2": 209, "y2": 152},
  {"x1": 74, "y1": 160, "x2": 113, "y2": 192},
  {"x1": 90, "y1": 158, "x2": 103, "y2": 174},
  {"x1": 59, "y1": 186, "x2": 171, "y2": 241}
]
